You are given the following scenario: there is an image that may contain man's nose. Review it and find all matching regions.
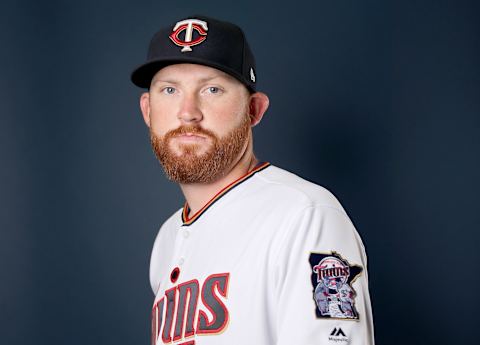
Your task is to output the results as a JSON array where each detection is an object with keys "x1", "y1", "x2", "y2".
[{"x1": 177, "y1": 94, "x2": 203, "y2": 124}]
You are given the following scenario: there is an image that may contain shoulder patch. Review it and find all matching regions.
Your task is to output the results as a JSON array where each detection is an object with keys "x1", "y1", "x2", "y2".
[{"x1": 308, "y1": 251, "x2": 362, "y2": 320}]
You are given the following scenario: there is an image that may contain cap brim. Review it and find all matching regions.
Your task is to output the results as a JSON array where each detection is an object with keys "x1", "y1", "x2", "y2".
[{"x1": 130, "y1": 57, "x2": 254, "y2": 92}]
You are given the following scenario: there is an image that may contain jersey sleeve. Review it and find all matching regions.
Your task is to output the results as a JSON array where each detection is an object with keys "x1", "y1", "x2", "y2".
[{"x1": 273, "y1": 204, "x2": 375, "y2": 345}]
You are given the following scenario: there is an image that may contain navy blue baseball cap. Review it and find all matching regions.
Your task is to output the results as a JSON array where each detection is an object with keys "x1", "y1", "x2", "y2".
[{"x1": 131, "y1": 15, "x2": 257, "y2": 92}]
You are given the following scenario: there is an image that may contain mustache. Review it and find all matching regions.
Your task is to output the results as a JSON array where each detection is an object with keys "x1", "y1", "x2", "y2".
[{"x1": 165, "y1": 125, "x2": 217, "y2": 140}]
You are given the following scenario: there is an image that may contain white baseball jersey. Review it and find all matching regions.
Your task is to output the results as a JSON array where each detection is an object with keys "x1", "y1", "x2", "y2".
[{"x1": 150, "y1": 162, "x2": 375, "y2": 345}]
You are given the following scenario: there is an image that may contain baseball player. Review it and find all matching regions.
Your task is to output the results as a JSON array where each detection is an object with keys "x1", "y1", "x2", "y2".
[{"x1": 131, "y1": 15, "x2": 375, "y2": 345}]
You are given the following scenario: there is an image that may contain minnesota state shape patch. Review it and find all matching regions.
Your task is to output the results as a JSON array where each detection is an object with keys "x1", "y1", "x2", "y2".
[{"x1": 309, "y1": 251, "x2": 362, "y2": 319}]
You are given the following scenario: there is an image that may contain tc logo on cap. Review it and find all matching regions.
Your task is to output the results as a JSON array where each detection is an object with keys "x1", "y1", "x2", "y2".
[{"x1": 169, "y1": 19, "x2": 208, "y2": 52}]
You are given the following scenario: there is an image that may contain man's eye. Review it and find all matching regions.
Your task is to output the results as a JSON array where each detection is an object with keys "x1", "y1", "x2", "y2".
[
  {"x1": 163, "y1": 87, "x2": 176, "y2": 94},
  {"x1": 208, "y1": 86, "x2": 220, "y2": 94}
]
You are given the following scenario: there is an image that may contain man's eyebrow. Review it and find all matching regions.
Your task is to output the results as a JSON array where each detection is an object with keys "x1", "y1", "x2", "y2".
[
  {"x1": 198, "y1": 75, "x2": 225, "y2": 83},
  {"x1": 152, "y1": 74, "x2": 233, "y2": 85},
  {"x1": 151, "y1": 79, "x2": 179, "y2": 85}
]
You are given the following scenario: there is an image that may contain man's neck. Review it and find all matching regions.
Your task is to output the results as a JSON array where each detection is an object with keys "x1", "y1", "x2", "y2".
[{"x1": 179, "y1": 151, "x2": 258, "y2": 217}]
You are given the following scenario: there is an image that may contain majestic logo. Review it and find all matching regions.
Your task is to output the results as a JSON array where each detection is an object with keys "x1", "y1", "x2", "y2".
[
  {"x1": 169, "y1": 19, "x2": 208, "y2": 52},
  {"x1": 309, "y1": 252, "x2": 362, "y2": 319},
  {"x1": 329, "y1": 327, "x2": 348, "y2": 343},
  {"x1": 151, "y1": 273, "x2": 229, "y2": 345},
  {"x1": 330, "y1": 327, "x2": 346, "y2": 337}
]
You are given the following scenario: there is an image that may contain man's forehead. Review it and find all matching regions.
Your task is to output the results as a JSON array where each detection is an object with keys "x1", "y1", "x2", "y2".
[{"x1": 152, "y1": 63, "x2": 237, "y2": 83}]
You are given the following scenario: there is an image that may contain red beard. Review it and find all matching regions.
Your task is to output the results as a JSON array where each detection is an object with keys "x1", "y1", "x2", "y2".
[{"x1": 150, "y1": 116, "x2": 251, "y2": 184}]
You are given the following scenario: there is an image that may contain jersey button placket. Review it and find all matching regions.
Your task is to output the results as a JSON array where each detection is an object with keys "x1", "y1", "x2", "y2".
[{"x1": 177, "y1": 226, "x2": 191, "y2": 267}]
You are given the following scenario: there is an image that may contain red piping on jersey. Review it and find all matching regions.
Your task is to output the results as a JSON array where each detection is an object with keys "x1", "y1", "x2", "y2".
[{"x1": 181, "y1": 162, "x2": 270, "y2": 226}]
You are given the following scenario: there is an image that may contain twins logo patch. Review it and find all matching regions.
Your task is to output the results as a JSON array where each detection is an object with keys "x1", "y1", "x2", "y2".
[{"x1": 309, "y1": 252, "x2": 362, "y2": 320}]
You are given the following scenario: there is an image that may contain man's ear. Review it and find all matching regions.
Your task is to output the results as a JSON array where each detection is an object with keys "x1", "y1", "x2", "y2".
[
  {"x1": 140, "y1": 92, "x2": 151, "y2": 127},
  {"x1": 248, "y1": 92, "x2": 270, "y2": 127}
]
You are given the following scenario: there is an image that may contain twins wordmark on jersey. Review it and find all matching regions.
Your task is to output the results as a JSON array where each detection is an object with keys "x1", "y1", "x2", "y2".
[{"x1": 151, "y1": 273, "x2": 229, "y2": 345}]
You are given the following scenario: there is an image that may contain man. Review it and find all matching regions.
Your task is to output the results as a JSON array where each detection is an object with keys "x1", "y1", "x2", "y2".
[{"x1": 131, "y1": 15, "x2": 374, "y2": 345}]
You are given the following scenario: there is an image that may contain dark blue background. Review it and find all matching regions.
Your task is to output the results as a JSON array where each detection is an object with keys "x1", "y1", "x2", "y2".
[{"x1": 1, "y1": 1, "x2": 479, "y2": 344}]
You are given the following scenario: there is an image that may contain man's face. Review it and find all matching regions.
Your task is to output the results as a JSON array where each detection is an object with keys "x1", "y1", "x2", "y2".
[{"x1": 142, "y1": 63, "x2": 252, "y2": 183}]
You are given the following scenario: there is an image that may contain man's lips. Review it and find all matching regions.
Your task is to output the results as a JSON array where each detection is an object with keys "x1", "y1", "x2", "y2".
[{"x1": 173, "y1": 133, "x2": 208, "y2": 142}]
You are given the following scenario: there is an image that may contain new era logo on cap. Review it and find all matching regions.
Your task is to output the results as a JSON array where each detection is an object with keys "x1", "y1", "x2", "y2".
[
  {"x1": 250, "y1": 68, "x2": 255, "y2": 82},
  {"x1": 169, "y1": 19, "x2": 208, "y2": 52}
]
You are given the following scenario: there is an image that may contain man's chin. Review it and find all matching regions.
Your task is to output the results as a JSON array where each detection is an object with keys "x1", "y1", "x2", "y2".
[
  {"x1": 151, "y1": 115, "x2": 250, "y2": 184},
  {"x1": 170, "y1": 143, "x2": 211, "y2": 157},
  {"x1": 170, "y1": 151, "x2": 210, "y2": 160}
]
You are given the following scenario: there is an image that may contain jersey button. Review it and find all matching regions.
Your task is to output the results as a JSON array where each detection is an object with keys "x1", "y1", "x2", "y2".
[
  {"x1": 183, "y1": 230, "x2": 190, "y2": 238},
  {"x1": 170, "y1": 267, "x2": 180, "y2": 283},
  {"x1": 178, "y1": 257, "x2": 185, "y2": 265}
]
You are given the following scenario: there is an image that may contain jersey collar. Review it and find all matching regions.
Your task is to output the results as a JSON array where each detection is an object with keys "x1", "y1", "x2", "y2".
[{"x1": 181, "y1": 162, "x2": 270, "y2": 226}]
